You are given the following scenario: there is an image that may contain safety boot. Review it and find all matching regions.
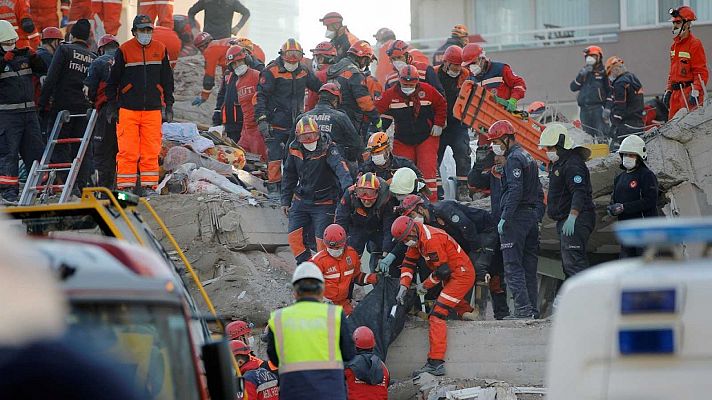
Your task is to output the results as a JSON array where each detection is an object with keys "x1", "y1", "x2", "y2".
[{"x1": 412, "y1": 359, "x2": 446, "y2": 377}]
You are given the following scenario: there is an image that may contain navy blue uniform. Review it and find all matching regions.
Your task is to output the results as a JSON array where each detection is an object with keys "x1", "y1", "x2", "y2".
[
  {"x1": 301, "y1": 100, "x2": 363, "y2": 165},
  {"x1": 547, "y1": 149, "x2": 595, "y2": 278},
  {"x1": 359, "y1": 155, "x2": 421, "y2": 182},
  {"x1": 499, "y1": 143, "x2": 540, "y2": 318},
  {"x1": 570, "y1": 64, "x2": 612, "y2": 140},
  {"x1": 611, "y1": 163, "x2": 658, "y2": 258},
  {"x1": 85, "y1": 50, "x2": 118, "y2": 189},
  {"x1": 436, "y1": 66, "x2": 471, "y2": 195},
  {"x1": 326, "y1": 57, "x2": 380, "y2": 139},
  {"x1": 431, "y1": 37, "x2": 462, "y2": 66},
  {"x1": 609, "y1": 71, "x2": 644, "y2": 140}
]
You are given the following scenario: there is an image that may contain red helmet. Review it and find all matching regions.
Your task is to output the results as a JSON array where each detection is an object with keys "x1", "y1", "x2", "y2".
[
  {"x1": 320, "y1": 11, "x2": 343, "y2": 26},
  {"x1": 527, "y1": 101, "x2": 546, "y2": 114},
  {"x1": 225, "y1": 45, "x2": 247, "y2": 63},
  {"x1": 669, "y1": 6, "x2": 696, "y2": 22},
  {"x1": 229, "y1": 340, "x2": 251, "y2": 356},
  {"x1": 399, "y1": 65, "x2": 419, "y2": 85},
  {"x1": 319, "y1": 82, "x2": 341, "y2": 101},
  {"x1": 391, "y1": 215, "x2": 417, "y2": 242},
  {"x1": 485, "y1": 120, "x2": 516, "y2": 141},
  {"x1": 355, "y1": 172, "x2": 380, "y2": 201},
  {"x1": 280, "y1": 38, "x2": 304, "y2": 63},
  {"x1": 399, "y1": 194, "x2": 424, "y2": 216},
  {"x1": 310, "y1": 41, "x2": 337, "y2": 57},
  {"x1": 347, "y1": 40, "x2": 375, "y2": 59},
  {"x1": 97, "y1": 34, "x2": 119, "y2": 48},
  {"x1": 226, "y1": 320, "x2": 252, "y2": 340},
  {"x1": 386, "y1": 39, "x2": 410, "y2": 58},
  {"x1": 323, "y1": 224, "x2": 347, "y2": 249},
  {"x1": 461, "y1": 43, "x2": 484, "y2": 66},
  {"x1": 583, "y1": 45, "x2": 603, "y2": 57},
  {"x1": 295, "y1": 115, "x2": 320, "y2": 144},
  {"x1": 41, "y1": 27, "x2": 63, "y2": 41},
  {"x1": 353, "y1": 326, "x2": 376, "y2": 350},
  {"x1": 443, "y1": 45, "x2": 463, "y2": 65},
  {"x1": 193, "y1": 32, "x2": 213, "y2": 49}
]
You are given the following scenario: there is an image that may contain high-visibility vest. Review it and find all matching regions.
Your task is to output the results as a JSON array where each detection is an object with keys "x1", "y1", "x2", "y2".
[{"x1": 268, "y1": 301, "x2": 343, "y2": 374}]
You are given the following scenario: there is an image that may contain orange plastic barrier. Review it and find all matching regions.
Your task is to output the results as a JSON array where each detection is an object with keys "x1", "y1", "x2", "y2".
[{"x1": 453, "y1": 80, "x2": 546, "y2": 163}]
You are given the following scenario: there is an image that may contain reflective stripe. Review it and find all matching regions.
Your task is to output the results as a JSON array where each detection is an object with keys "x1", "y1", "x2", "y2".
[
  {"x1": 141, "y1": 171, "x2": 159, "y2": 176},
  {"x1": 363, "y1": 273, "x2": 372, "y2": 282},
  {"x1": 279, "y1": 361, "x2": 344, "y2": 374},
  {"x1": 27, "y1": 32, "x2": 39, "y2": 39},
  {"x1": 323, "y1": 273, "x2": 340, "y2": 279},
  {"x1": 401, "y1": 271, "x2": 413, "y2": 279},
  {"x1": 0, "y1": 176, "x2": 19, "y2": 185},
  {"x1": 256, "y1": 380, "x2": 278, "y2": 392},
  {"x1": 440, "y1": 292, "x2": 461, "y2": 304},
  {"x1": 389, "y1": 102, "x2": 410, "y2": 109},
  {"x1": 139, "y1": 0, "x2": 174, "y2": 4},
  {"x1": 419, "y1": 100, "x2": 432, "y2": 105},
  {"x1": 125, "y1": 61, "x2": 163, "y2": 67},
  {"x1": 423, "y1": 225, "x2": 432, "y2": 240},
  {"x1": 327, "y1": 305, "x2": 336, "y2": 361},
  {"x1": 0, "y1": 101, "x2": 35, "y2": 110},
  {"x1": 670, "y1": 50, "x2": 675, "y2": 56},
  {"x1": 481, "y1": 77, "x2": 503, "y2": 86},
  {"x1": 0, "y1": 69, "x2": 32, "y2": 79},
  {"x1": 678, "y1": 51, "x2": 691, "y2": 59},
  {"x1": 343, "y1": 269, "x2": 354, "y2": 276},
  {"x1": 0, "y1": 12, "x2": 15, "y2": 18},
  {"x1": 423, "y1": 178, "x2": 437, "y2": 183},
  {"x1": 93, "y1": 0, "x2": 123, "y2": 3},
  {"x1": 513, "y1": 85, "x2": 525, "y2": 90},
  {"x1": 428, "y1": 275, "x2": 439, "y2": 284},
  {"x1": 117, "y1": 182, "x2": 136, "y2": 188}
]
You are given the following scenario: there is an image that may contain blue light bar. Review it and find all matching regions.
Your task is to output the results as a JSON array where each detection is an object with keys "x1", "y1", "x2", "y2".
[
  {"x1": 621, "y1": 289, "x2": 676, "y2": 314},
  {"x1": 615, "y1": 217, "x2": 712, "y2": 247},
  {"x1": 619, "y1": 328, "x2": 674, "y2": 355}
]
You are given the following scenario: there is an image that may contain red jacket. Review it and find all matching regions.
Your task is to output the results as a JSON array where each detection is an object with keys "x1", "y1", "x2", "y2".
[
  {"x1": 472, "y1": 61, "x2": 526, "y2": 101},
  {"x1": 667, "y1": 32, "x2": 709, "y2": 93},
  {"x1": 400, "y1": 222, "x2": 475, "y2": 289},
  {"x1": 344, "y1": 353, "x2": 389, "y2": 400},
  {"x1": 375, "y1": 82, "x2": 447, "y2": 145},
  {"x1": 240, "y1": 357, "x2": 279, "y2": 400},
  {"x1": 201, "y1": 38, "x2": 232, "y2": 99},
  {"x1": 153, "y1": 26, "x2": 182, "y2": 68},
  {"x1": 216, "y1": 67, "x2": 259, "y2": 131},
  {"x1": 311, "y1": 247, "x2": 377, "y2": 307},
  {"x1": 305, "y1": 66, "x2": 328, "y2": 111}
]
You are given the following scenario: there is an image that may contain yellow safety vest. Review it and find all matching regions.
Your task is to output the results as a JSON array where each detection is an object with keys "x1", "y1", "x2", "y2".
[{"x1": 268, "y1": 301, "x2": 343, "y2": 374}]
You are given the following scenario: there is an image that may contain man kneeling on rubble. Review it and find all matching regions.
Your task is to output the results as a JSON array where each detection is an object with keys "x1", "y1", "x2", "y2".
[{"x1": 392, "y1": 215, "x2": 476, "y2": 376}]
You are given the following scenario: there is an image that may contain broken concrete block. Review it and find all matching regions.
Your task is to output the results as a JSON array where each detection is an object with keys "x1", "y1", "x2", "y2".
[
  {"x1": 645, "y1": 134, "x2": 693, "y2": 190},
  {"x1": 587, "y1": 154, "x2": 619, "y2": 198},
  {"x1": 665, "y1": 182, "x2": 712, "y2": 217}
]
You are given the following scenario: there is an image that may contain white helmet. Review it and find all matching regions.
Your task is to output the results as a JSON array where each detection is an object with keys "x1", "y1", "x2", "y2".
[
  {"x1": 539, "y1": 123, "x2": 573, "y2": 149},
  {"x1": 390, "y1": 167, "x2": 417, "y2": 195},
  {"x1": 0, "y1": 20, "x2": 19, "y2": 43},
  {"x1": 618, "y1": 135, "x2": 646, "y2": 159},
  {"x1": 291, "y1": 262, "x2": 324, "y2": 284}
]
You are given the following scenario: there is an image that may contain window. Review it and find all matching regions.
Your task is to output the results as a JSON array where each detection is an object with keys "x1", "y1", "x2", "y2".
[
  {"x1": 475, "y1": 0, "x2": 536, "y2": 44},
  {"x1": 536, "y1": 0, "x2": 590, "y2": 29},
  {"x1": 622, "y1": 0, "x2": 709, "y2": 29},
  {"x1": 690, "y1": 0, "x2": 712, "y2": 21}
]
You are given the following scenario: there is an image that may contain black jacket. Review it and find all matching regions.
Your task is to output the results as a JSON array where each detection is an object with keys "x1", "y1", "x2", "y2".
[
  {"x1": 359, "y1": 155, "x2": 422, "y2": 182},
  {"x1": 39, "y1": 41, "x2": 95, "y2": 112},
  {"x1": 281, "y1": 134, "x2": 353, "y2": 206},
  {"x1": 570, "y1": 64, "x2": 612, "y2": 108},
  {"x1": 35, "y1": 46, "x2": 53, "y2": 69},
  {"x1": 188, "y1": 0, "x2": 249, "y2": 39},
  {"x1": 326, "y1": 56, "x2": 379, "y2": 131},
  {"x1": 612, "y1": 163, "x2": 658, "y2": 221},
  {"x1": 335, "y1": 181, "x2": 398, "y2": 252},
  {"x1": 500, "y1": 143, "x2": 540, "y2": 221},
  {"x1": 610, "y1": 71, "x2": 644, "y2": 127},
  {"x1": 0, "y1": 47, "x2": 46, "y2": 112},
  {"x1": 425, "y1": 200, "x2": 495, "y2": 252},
  {"x1": 301, "y1": 100, "x2": 363, "y2": 161},
  {"x1": 432, "y1": 37, "x2": 462, "y2": 66},
  {"x1": 546, "y1": 149, "x2": 595, "y2": 221},
  {"x1": 346, "y1": 352, "x2": 385, "y2": 385}
]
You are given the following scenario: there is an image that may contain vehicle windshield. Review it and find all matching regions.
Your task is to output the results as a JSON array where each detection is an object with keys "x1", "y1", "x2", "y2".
[{"x1": 66, "y1": 302, "x2": 200, "y2": 400}]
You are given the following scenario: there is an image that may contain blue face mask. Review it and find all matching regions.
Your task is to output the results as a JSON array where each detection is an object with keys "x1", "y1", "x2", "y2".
[{"x1": 137, "y1": 32, "x2": 152, "y2": 46}]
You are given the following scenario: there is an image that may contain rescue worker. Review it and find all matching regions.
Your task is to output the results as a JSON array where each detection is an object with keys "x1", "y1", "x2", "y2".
[
  {"x1": 345, "y1": 326, "x2": 389, "y2": 400},
  {"x1": 66, "y1": 0, "x2": 93, "y2": 36},
  {"x1": 30, "y1": 0, "x2": 69, "y2": 32},
  {"x1": 384, "y1": 39, "x2": 444, "y2": 94},
  {"x1": 138, "y1": 0, "x2": 174, "y2": 29},
  {"x1": 36, "y1": 27, "x2": 62, "y2": 68},
  {"x1": 256, "y1": 39, "x2": 322, "y2": 194},
  {"x1": 266, "y1": 261, "x2": 355, "y2": 400},
  {"x1": 152, "y1": 25, "x2": 182, "y2": 68},
  {"x1": 230, "y1": 340, "x2": 280, "y2": 400},
  {"x1": 392, "y1": 215, "x2": 476, "y2": 376},
  {"x1": 320, "y1": 11, "x2": 358, "y2": 61},
  {"x1": 235, "y1": 36, "x2": 265, "y2": 70},
  {"x1": 326, "y1": 40, "x2": 380, "y2": 140},
  {"x1": 188, "y1": 0, "x2": 249, "y2": 39},
  {"x1": 305, "y1": 41, "x2": 337, "y2": 111},
  {"x1": 664, "y1": 5, "x2": 708, "y2": 119},
  {"x1": 105, "y1": 15, "x2": 174, "y2": 195},
  {"x1": 372, "y1": 27, "x2": 396, "y2": 85},
  {"x1": 91, "y1": 0, "x2": 121, "y2": 35},
  {"x1": 192, "y1": 32, "x2": 232, "y2": 104},
  {"x1": 301, "y1": 83, "x2": 363, "y2": 172},
  {"x1": 462, "y1": 43, "x2": 526, "y2": 112},
  {"x1": 569, "y1": 45, "x2": 612, "y2": 142},
  {"x1": 609, "y1": 135, "x2": 658, "y2": 258},
  {"x1": 434, "y1": 45, "x2": 472, "y2": 201},
  {"x1": 226, "y1": 319, "x2": 255, "y2": 346},
  {"x1": 282, "y1": 116, "x2": 353, "y2": 263},
  {"x1": 311, "y1": 224, "x2": 378, "y2": 315},
  {"x1": 1, "y1": 0, "x2": 38, "y2": 49},
  {"x1": 539, "y1": 124, "x2": 595, "y2": 280},
  {"x1": 605, "y1": 56, "x2": 644, "y2": 143},
  {"x1": 173, "y1": 14, "x2": 197, "y2": 56},
  {"x1": 84, "y1": 33, "x2": 119, "y2": 189},
  {"x1": 398, "y1": 194, "x2": 509, "y2": 320},
  {"x1": 432, "y1": 24, "x2": 468, "y2": 66},
  {"x1": 488, "y1": 120, "x2": 540, "y2": 319},
  {"x1": 38, "y1": 19, "x2": 95, "y2": 194},
  {"x1": 0, "y1": 20, "x2": 45, "y2": 204},
  {"x1": 376, "y1": 65, "x2": 447, "y2": 202},
  {"x1": 335, "y1": 173, "x2": 399, "y2": 269},
  {"x1": 214, "y1": 45, "x2": 266, "y2": 160},
  {"x1": 389, "y1": 166, "x2": 429, "y2": 202},
  {"x1": 359, "y1": 132, "x2": 422, "y2": 183}
]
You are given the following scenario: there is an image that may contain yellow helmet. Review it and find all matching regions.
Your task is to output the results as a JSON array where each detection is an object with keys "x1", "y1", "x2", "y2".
[{"x1": 539, "y1": 123, "x2": 573, "y2": 149}]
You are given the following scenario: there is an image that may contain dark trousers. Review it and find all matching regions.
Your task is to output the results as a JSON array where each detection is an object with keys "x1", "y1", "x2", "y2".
[
  {"x1": 500, "y1": 209, "x2": 539, "y2": 317},
  {"x1": 580, "y1": 105, "x2": 608, "y2": 142},
  {"x1": 225, "y1": 126, "x2": 241, "y2": 143},
  {"x1": 437, "y1": 124, "x2": 471, "y2": 179},
  {"x1": 474, "y1": 231, "x2": 510, "y2": 319},
  {"x1": 93, "y1": 106, "x2": 117, "y2": 190},
  {"x1": 556, "y1": 210, "x2": 595, "y2": 279},
  {"x1": 348, "y1": 227, "x2": 385, "y2": 272},
  {"x1": 265, "y1": 126, "x2": 290, "y2": 184},
  {"x1": 287, "y1": 199, "x2": 336, "y2": 263},
  {"x1": 0, "y1": 111, "x2": 44, "y2": 200},
  {"x1": 50, "y1": 109, "x2": 94, "y2": 194}
]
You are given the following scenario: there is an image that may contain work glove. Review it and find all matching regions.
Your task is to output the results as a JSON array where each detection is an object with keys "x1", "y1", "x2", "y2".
[
  {"x1": 396, "y1": 285, "x2": 408, "y2": 305},
  {"x1": 20, "y1": 18, "x2": 35, "y2": 34},
  {"x1": 484, "y1": 273, "x2": 491, "y2": 284},
  {"x1": 415, "y1": 282, "x2": 428, "y2": 296},
  {"x1": 497, "y1": 218, "x2": 505, "y2": 235},
  {"x1": 377, "y1": 252, "x2": 396, "y2": 274},
  {"x1": 663, "y1": 90, "x2": 672, "y2": 109},
  {"x1": 688, "y1": 89, "x2": 700, "y2": 108},
  {"x1": 505, "y1": 98, "x2": 518, "y2": 112},
  {"x1": 258, "y1": 119, "x2": 271, "y2": 139},
  {"x1": 163, "y1": 104, "x2": 174, "y2": 123},
  {"x1": 434, "y1": 264, "x2": 451, "y2": 281},
  {"x1": 602, "y1": 108, "x2": 611, "y2": 121},
  {"x1": 60, "y1": 16, "x2": 69, "y2": 27},
  {"x1": 607, "y1": 203, "x2": 624, "y2": 216},
  {"x1": 106, "y1": 102, "x2": 118, "y2": 124},
  {"x1": 191, "y1": 96, "x2": 206, "y2": 106},
  {"x1": 82, "y1": 85, "x2": 89, "y2": 100},
  {"x1": 212, "y1": 109, "x2": 221, "y2": 126},
  {"x1": 430, "y1": 125, "x2": 443, "y2": 137},
  {"x1": 39, "y1": 75, "x2": 46, "y2": 86},
  {"x1": 562, "y1": 214, "x2": 577, "y2": 237}
]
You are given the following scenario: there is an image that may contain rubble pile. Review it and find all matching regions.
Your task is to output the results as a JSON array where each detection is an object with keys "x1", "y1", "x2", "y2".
[
  {"x1": 388, "y1": 373, "x2": 545, "y2": 400},
  {"x1": 172, "y1": 55, "x2": 221, "y2": 127}
]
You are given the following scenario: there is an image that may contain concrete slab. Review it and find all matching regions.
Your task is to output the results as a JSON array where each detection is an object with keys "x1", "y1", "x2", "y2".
[
  {"x1": 646, "y1": 134, "x2": 693, "y2": 190},
  {"x1": 386, "y1": 319, "x2": 550, "y2": 385}
]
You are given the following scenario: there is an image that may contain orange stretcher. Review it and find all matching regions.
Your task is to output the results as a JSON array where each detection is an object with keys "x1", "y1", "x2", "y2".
[{"x1": 453, "y1": 80, "x2": 547, "y2": 163}]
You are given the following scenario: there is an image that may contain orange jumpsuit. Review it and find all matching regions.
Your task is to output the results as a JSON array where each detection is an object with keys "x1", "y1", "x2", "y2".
[
  {"x1": 311, "y1": 246, "x2": 378, "y2": 315},
  {"x1": 1, "y1": 0, "x2": 39, "y2": 49},
  {"x1": 667, "y1": 32, "x2": 708, "y2": 118},
  {"x1": 90, "y1": 0, "x2": 121, "y2": 35},
  {"x1": 67, "y1": 0, "x2": 93, "y2": 32},
  {"x1": 138, "y1": 0, "x2": 173, "y2": 29},
  {"x1": 376, "y1": 40, "x2": 430, "y2": 88},
  {"x1": 153, "y1": 26, "x2": 181, "y2": 68},
  {"x1": 400, "y1": 223, "x2": 475, "y2": 360},
  {"x1": 30, "y1": 0, "x2": 69, "y2": 31},
  {"x1": 200, "y1": 38, "x2": 231, "y2": 100}
]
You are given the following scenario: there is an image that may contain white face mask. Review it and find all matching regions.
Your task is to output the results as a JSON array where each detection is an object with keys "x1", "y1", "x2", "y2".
[
  {"x1": 372, "y1": 153, "x2": 387, "y2": 166},
  {"x1": 546, "y1": 151, "x2": 559, "y2": 162},
  {"x1": 469, "y1": 64, "x2": 481, "y2": 76},
  {"x1": 325, "y1": 29, "x2": 336, "y2": 39},
  {"x1": 392, "y1": 60, "x2": 407, "y2": 71},
  {"x1": 585, "y1": 56, "x2": 596, "y2": 66},
  {"x1": 672, "y1": 27, "x2": 682, "y2": 36},
  {"x1": 412, "y1": 216, "x2": 424, "y2": 224},
  {"x1": 246, "y1": 336, "x2": 255, "y2": 348},
  {"x1": 404, "y1": 239, "x2": 417, "y2": 247},
  {"x1": 137, "y1": 33, "x2": 152, "y2": 46},
  {"x1": 622, "y1": 156, "x2": 637, "y2": 170},
  {"x1": 446, "y1": 68, "x2": 459, "y2": 78},
  {"x1": 311, "y1": 58, "x2": 319, "y2": 71},
  {"x1": 303, "y1": 141, "x2": 317, "y2": 151},
  {"x1": 235, "y1": 64, "x2": 248, "y2": 76},
  {"x1": 491, "y1": 143, "x2": 505, "y2": 156},
  {"x1": 401, "y1": 87, "x2": 416, "y2": 96},
  {"x1": 284, "y1": 61, "x2": 299, "y2": 72},
  {"x1": 1, "y1": 44, "x2": 15, "y2": 52},
  {"x1": 327, "y1": 248, "x2": 344, "y2": 258}
]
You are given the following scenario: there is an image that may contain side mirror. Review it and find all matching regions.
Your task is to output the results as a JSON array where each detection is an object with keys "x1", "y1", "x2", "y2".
[{"x1": 202, "y1": 340, "x2": 238, "y2": 400}]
